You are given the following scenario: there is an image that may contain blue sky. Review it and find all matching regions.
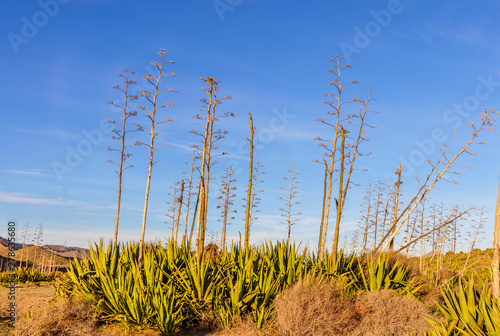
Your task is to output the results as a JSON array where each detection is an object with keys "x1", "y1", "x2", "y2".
[{"x1": 1, "y1": 0, "x2": 499, "y2": 251}]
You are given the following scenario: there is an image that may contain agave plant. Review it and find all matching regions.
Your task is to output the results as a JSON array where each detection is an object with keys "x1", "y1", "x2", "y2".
[
  {"x1": 357, "y1": 254, "x2": 419, "y2": 295},
  {"x1": 151, "y1": 283, "x2": 186, "y2": 335},
  {"x1": 423, "y1": 276, "x2": 500, "y2": 336},
  {"x1": 0, "y1": 267, "x2": 55, "y2": 283},
  {"x1": 166, "y1": 251, "x2": 221, "y2": 316},
  {"x1": 214, "y1": 250, "x2": 258, "y2": 329},
  {"x1": 260, "y1": 240, "x2": 306, "y2": 287},
  {"x1": 62, "y1": 240, "x2": 189, "y2": 334},
  {"x1": 251, "y1": 260, "x2": 284, "y2": 329},
  {"x1": 64, "y1": 240, "x2": 436, "y2": 334},
  {"x1": 213, "y1": 243, "x2": 286, "y2": 329}
]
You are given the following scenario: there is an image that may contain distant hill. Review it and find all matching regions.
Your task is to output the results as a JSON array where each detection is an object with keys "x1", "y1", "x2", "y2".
[
  {"x1": 0, "y1": 236, "x2": 31, "y2": 254},
  {"x1": 7, "y1": 246, "x2": 71, "y2": 270},
  {"x1": 42, "y1": 244, "x2": 89, "y2": 259},
  {"x1": 0, "y1": 236, "x2": 89, "y2": 260}
]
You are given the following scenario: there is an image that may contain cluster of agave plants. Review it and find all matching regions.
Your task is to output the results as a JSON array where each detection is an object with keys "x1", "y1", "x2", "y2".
[
  {"x1": 0, "y1": 267, "x2": 55, "y2": 284},
  {"x1": 56, "y1": 239, "x2": 500, "y2": 336},
  {"x1": 422, "y1": 277, "x2": 500, "y2": 336}
]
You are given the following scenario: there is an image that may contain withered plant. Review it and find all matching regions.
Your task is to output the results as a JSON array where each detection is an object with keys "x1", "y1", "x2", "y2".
[
  {"x1": 278, "y1": 164, "x2": 302, "y2": 246},
  {"x1": 377, "y1": 109, "x2": 498, "y2": 253},
  {"x1": 244, "y1": 112, "x2": 257, "y2": 250},
  {"x1": 107, "y1": 68, "x2": 139, "y2": 248},
  {"x1": 370, "y1": 180, "x2": 384, "y2": 250},
  {"x1": 21, "y1": 221, "x2": 31, "y2": 267},
  {"x1": 216, "y1": 165, "x2": 237, "y2": 251},
  {"x1": 31, "y1": 223, "x2": 43, "y2": 270},
  {"x1": 191, "y1": 77, "x2": 233, "y2": 254},
  {"x1": 183, "y1": 147, "x2": 200, "y2": 244},
  {"x1": 243, "y1": 160, "x2": 265, "y2": 249},
  {"x1": 315, "y1": 54, "x2": 375, "y2": 261},
  {"x1": 137, "y1": 49, "x2": 177, "y2": 266},
  {"x1": 165, "y1": 180, "x2": 184, "y2": 243},
  {"x1": 388, "y1": 164, "x2": 403, "y2": 252},
  {"x1": 359, "y1": 180, "x2": 373, "y2": 253}
]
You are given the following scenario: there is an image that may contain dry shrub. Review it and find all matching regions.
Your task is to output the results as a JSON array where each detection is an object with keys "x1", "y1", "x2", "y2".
[
  {"x1": 15, "y1": 295, "x2": 99, "y2": 336},
  {"x1": 274, "y1": 277, "x2": 359, "y2": 336},
  {"x1": 352, "y1": 290, "x2": 433, "y2": 336}
]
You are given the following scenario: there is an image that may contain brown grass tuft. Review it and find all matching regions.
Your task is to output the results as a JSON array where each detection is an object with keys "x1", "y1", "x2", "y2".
[
  {"x1": 274, "y1": 277, "x2": 359, "y2": 336},
  {"x1": 352, "y1": 290, "x2": 433, "y2": 336}
]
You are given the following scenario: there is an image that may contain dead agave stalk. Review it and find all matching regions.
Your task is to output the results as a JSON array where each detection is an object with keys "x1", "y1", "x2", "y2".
[
  {"x1": 378, "y1": 109, "x2": 497, "y2": 253},
  {"x1": 316, "y1": 55, "x2": 375, "y2": 261},
  {"x1": 278, "y1": 164, "x2": 302, "y2": 246},
  {"x1": 107, "y1": 68, "x2": 139, "y2": 248},
  {"x1": 217, "y1": 165, "x2": 237, "y2": 251},
  {"x1": 174, "y1": 180, "x2": 185, "y2": 244},
  {"x1": 137, "y1": 49, "x2": 176, "y2": 267},
  {"x1": 192, "y1": 77, "x2": 233, "y2": 254},
  {"x1": 244, "y1": 112, "x2": 257, "y2": 250}
]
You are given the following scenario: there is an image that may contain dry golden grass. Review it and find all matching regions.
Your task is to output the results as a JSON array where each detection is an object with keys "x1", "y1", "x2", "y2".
[
  {"x1": 14, "y1": 295, "x2": 99, "y2": 336},
  {"x1": 0, "y1": 283, "x2": 55, "y2": 335},
  {"x1": 274, "y1": 277, "x2": 359, "y2": 336},
  {"x1": 0, "y1": 284, "x2": 162, "y2": 336}
]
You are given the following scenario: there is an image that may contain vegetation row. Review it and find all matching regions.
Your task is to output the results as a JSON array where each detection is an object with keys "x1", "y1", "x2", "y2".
[{"x1": 40, "y1": 240, "x2": 499, "y2": 335}]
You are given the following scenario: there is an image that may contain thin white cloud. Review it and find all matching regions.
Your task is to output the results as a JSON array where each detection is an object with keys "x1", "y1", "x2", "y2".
[
  {"x1": 77, "y1": 204, "x2": 116, "y2": 211},
  {"x1": 0, "y1": 191, "x2": 83, "y2": 206},
  {"x1": 4, "y1": 169, "x2": 46, "y2": 176},
  {"x1": 223, "y1": 152, "x2": 249, "y2": 161},
  {"x1": 409, "y1": 21, "x2": 498, "y2": 49},
  {"x1": 9, "y1": 125, "x2": 82, "y2": 142},
  {"x1": 0, "y1": 192, "x2": 118, "y2": 215},
  {"x1": 434, "y1": 22, "x2": 487, "y2": 47},
  {"x1": 169, "y1": 141, "x2": 196, "y2": 152}
]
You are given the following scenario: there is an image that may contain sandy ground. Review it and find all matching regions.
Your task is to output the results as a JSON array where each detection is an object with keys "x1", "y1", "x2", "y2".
[{"x1": 0, "y1": 282, "x2": 55, "y2": 335}]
